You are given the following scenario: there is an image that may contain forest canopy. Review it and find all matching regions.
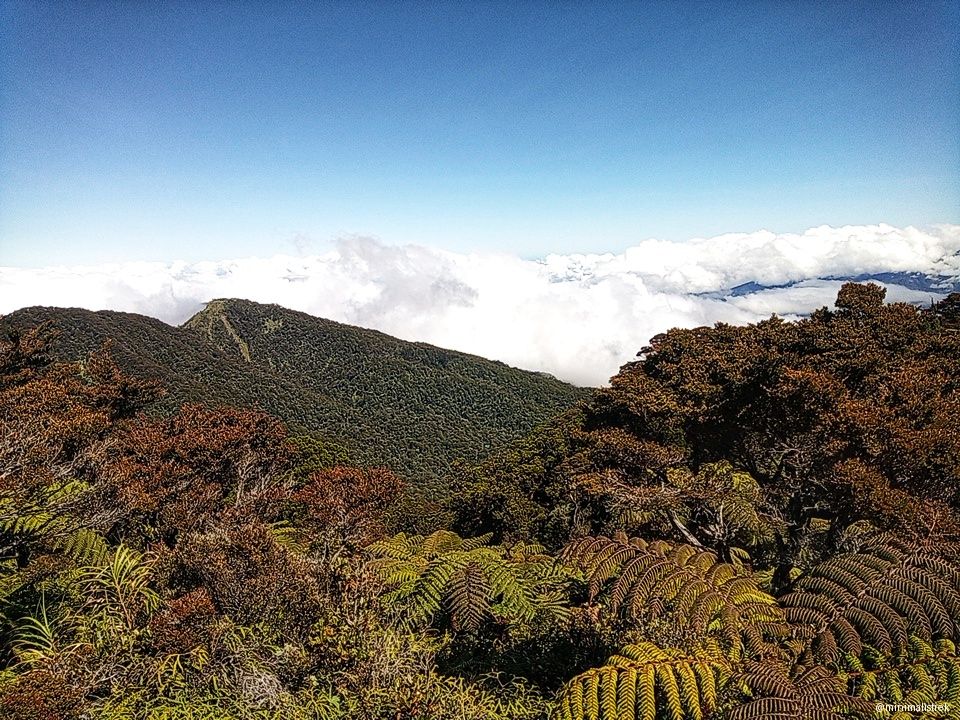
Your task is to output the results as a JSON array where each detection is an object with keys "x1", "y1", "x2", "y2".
[
  {"x1": 1, "y1": 284, "x2": 959, "y2": 719},
  {"x1": 2, "y1": 300, "x2": 588, "y2": 490}
]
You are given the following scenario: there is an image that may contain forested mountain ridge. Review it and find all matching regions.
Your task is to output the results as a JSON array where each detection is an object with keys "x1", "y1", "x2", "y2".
[
  {"x1": 182, "y1": 299, "x2": 587, "y2": 480},
  {"x1": 1, "y1": 301, "x2": 588, "y2": 485}
]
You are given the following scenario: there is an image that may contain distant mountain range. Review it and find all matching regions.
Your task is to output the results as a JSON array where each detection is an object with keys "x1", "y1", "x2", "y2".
[
  {"x1": 1, "y1": 300, "x2": 589, "y2": 489},
  {"x1": 724, "y1": 271, "x2": 960, "y2": 298}
]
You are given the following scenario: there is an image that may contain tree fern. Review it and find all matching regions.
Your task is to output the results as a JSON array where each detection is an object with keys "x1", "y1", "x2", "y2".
[
  {"x1": 367, "y1": 530, "x2": 569, "y2": 631},
  {"x1": 55, "y1": 526, "x2": 110, "y2": 565},
  {"x1": 565, "y1": 533, "x2": 787, "y2": 659},
  {"x1": 553, "y1": 642, "x2": 729, "y2": 720},
  {"x1": 0, "y1": 477, "x2": 89, "y2": 543},
  {"x1": 843, "y1": 636, "x2": 960, "y2": 717},
  {"x1": 728, "y1": 662, "x2": 871, "y2": 720},
  {"x1": 780, "y1": 538, "x2": 960, "y2": 666}
]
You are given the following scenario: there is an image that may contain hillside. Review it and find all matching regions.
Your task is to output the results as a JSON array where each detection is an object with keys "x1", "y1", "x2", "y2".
[{"x1": 1, "y1": 300, "x2": 588, "y2": 485}]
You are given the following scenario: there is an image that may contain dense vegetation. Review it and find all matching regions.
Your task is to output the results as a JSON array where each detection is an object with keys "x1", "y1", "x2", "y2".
[
  {"x1": 2, "y1": 301, "x2": 587, "y2": 489},
  {"x1": 2, "y1": 284, "x2": 959, "y2": 719}
]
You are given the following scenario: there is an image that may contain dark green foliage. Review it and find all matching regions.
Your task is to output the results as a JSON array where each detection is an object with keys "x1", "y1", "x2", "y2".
[
  {"x1": 186, "y1": 299, "x2": 589, "y2": 486},
  {"x1": 930, "y1": 293, "x2": 960, "y2": 330},
  {"x1": 1, "y1": 301, "x2": 588, "y2": 491},
  {"x1": 448, "y1": 408, "x2": 589, "y2": 548},
  {"x1": 287, "y1": 430, "x2": 352, "y2": 478}
]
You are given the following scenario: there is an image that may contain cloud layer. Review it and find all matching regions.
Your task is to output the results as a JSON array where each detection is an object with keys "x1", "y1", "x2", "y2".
[{"x1": 3, "y1": 223, "x2": 959, "y2": 386}]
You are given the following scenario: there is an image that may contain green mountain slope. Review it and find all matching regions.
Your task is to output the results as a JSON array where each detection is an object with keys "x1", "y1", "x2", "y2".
[{"x1": 2, "y1": 301, "x2": 589, "y2": 485}]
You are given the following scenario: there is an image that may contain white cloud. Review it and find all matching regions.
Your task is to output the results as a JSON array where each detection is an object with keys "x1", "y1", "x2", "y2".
[{"x1": 2, "y1": 223, "x2": 958, "y2": 386}]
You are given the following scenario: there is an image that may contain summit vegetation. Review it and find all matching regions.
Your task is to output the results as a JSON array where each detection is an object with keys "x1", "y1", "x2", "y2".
[{"x1": 1, "y1": 283, "x2": 959, "y2": 719}]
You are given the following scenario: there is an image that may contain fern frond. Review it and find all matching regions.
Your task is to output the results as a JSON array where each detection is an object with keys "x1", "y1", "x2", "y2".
[
  {"x1": 55, "y1": 526, "x2": 110, "y2": 565},
  {"x1": 267, "y1": 519, "x2": 309, "y2": 554},
  {"x1": 782, "y1": 539, "x2": 960, "y2": 667},
  {"x1": 844, "y1": 634, "x2": 960, "y2": 714},
  {"x1": 565, "y1": 534, "x2": 786, "y2": 659},
  {"x1": 368, "y1": 530, "x2": 569, "y2": 631},
  {"x1": 447, "y1": 561, "x2": 491, "y2": 631},
  {"x1": 729, "y1": 662, "x2": 870, "y2": 720},
  {"x1": 553, "y1": 642, "x2": 728, "y2": 720}
]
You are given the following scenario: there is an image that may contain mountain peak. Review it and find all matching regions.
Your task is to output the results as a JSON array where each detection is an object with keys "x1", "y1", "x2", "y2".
[{"x1": 3, "y1": 302, "x2": 588, "y2": 484}]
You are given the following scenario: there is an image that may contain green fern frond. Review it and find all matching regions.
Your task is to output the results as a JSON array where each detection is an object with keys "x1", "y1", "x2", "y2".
[
  {"x1": 267, "y1": 519, "x2": 309, "y2": 554},
  {"x1": 55, "y1": 526, "x2": 110, "y2": 565},
  {"x1": 565, "y1": 533, "x2": 786, "y2": 659},
  {"x1": 367, "y1": 531, "x2": 418, "y2": 559},
  {"x1": 0, "y1": 478, "x2": 89, "y2": 539},
  {"x1": 843, "y1": 635, "x2": 960, "y2": 716},
  {"x1": 368, "y1": 530, "x2": 569, "y2": 631},
  {"x1": 553, "y1": 642, "x2": 729, "y2": 720}
]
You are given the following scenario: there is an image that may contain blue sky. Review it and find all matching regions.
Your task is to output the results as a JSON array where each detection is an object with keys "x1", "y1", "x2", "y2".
[{"x1": 1, "y1": 0, "x2": 958, "y2": 267}]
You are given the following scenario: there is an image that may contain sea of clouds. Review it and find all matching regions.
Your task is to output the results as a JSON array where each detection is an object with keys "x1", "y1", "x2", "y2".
[{"x1": 2, "y1": 223, "x2": 959, "y2": 386}]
